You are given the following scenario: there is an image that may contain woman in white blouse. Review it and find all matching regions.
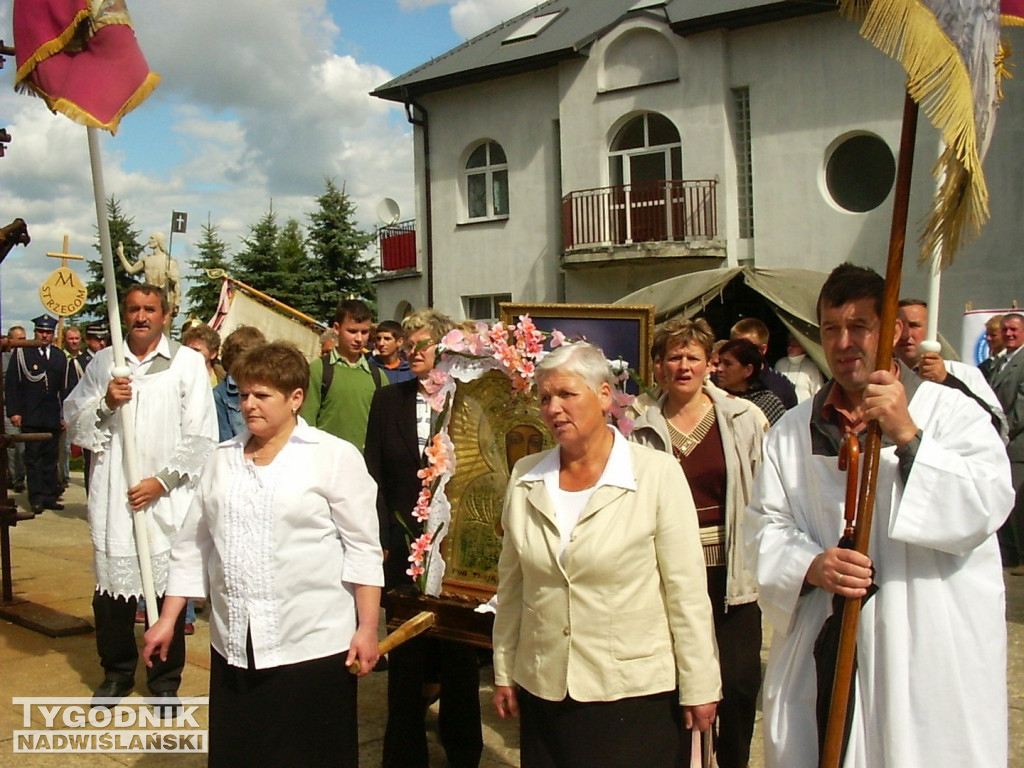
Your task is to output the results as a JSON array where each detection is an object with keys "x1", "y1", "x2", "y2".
[{"x1": 144, "y1": 342, "x2": 383, "y2": 767}]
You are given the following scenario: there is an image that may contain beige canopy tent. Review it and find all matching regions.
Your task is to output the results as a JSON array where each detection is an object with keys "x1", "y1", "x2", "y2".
[{"x1": 616, "y1": 266, "x2": 956, "y2": 372}]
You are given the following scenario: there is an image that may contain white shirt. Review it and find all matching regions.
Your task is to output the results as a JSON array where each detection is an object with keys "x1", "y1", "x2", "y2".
[
  {"x1": 774, "y1": 354, "x2": 824, "y2": 403},
  {"x1": 525, "y1": 428, "x2": 638, "y2": 564},
  {"x1": 167, "y1": 419, "x2": 384, "y2": 669}
]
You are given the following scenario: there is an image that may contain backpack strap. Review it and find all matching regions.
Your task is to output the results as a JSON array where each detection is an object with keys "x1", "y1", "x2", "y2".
[
  {"x1": 320, "y1": 352, "x2": 383, "y2": 406},
  {"x1": 320, "y1": 353, "x2": 334, "y2": 403},
  {"x1": 368, "y1": 355, "x2": 383, "y2": 389}
]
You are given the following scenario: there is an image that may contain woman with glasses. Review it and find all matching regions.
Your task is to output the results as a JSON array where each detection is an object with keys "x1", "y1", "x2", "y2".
[{"x1": 365, "y1": 309, "x2": 484, "y2": 768}]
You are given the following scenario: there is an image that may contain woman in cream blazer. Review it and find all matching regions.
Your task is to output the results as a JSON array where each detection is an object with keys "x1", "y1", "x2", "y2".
[{"x1": 492, "y1": 342, "x2": 721, "y2": 768}]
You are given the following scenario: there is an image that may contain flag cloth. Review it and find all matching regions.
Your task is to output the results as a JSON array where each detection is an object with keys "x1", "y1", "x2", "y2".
[
  {"x1": 13, "y1": 0, "x2": 160, "y2": 135},
  {"x1": 840, "y1": 0, "x2": 1005, "y2": 267},
  {"x1": 171, "y1": 211, "x2": 188, "y2": 234},
  {"x1": 1004, "y1": 0, "x2": 1024, "y2": 25}
]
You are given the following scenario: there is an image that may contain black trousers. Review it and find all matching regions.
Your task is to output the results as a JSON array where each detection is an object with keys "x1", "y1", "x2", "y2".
[
  {"x1": 23, "y1": 426, "x2": 59, "y2": 508},
  {"x1": 678, "y1": 568, "x2": 762, "y2": 768},
  {"x1": 92, "y1": 591, "x2": 186, "y2": 693},
  {"x1": 381, "y1": 635, "x2": 483, "y2": 768}
]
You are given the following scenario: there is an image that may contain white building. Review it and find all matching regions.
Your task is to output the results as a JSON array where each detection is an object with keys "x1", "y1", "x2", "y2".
[{"x1": 371, "y1": 0, "x2": 1023, "y2": 345}]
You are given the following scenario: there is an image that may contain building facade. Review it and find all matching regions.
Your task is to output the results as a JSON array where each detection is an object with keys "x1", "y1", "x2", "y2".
[{"x1": 371, "y1": 0, "x2": 1023, "y2": 342}]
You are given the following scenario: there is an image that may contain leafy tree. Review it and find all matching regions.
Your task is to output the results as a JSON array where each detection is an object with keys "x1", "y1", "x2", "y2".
[
  {"x1": 304, "y1": 178, "x2": 376, "y2": 322},
  {"x1": 184, "y1": 221, "x2": 232, "y2": 323},
  {"x1": 82, "y1": 197, "x2": 144, "y2": 323}
]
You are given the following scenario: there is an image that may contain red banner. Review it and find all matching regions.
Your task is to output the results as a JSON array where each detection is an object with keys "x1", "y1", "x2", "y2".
[{"x1": 13, "y1": 0, "x2": 159, "y2": 135}]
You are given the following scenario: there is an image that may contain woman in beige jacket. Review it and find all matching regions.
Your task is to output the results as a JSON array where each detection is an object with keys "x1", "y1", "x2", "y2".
[
  {"x1": 492, "y1": 342, "x2": 720, "y2": 768},
  {"x1": 630, "y1": 318, "x2": 766, "y2": 768}
]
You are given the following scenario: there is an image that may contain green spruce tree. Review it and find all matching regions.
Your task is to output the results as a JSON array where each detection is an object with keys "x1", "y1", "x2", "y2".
[
  {"x1": 184, "y1": 220, "x2": 232, "y2": 323},
  {"x1": 304, "y1": 178, "x2": 376, "y2": 323},
  {"x1": 233, "y1": 203, "x2": 282, "y2": 296},
  {"x1": 276, "y1": 218, "x2": 310, "y2": 315},
  {"x1": 82, "y1": 197, "x2": 144, "y2": 323}
]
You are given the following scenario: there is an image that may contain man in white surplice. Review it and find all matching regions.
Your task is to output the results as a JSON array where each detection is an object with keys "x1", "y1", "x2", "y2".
[
  {"x1": 746, "y1": 264, "x2": 1013, "y2": 768},
  {"x1": 65, "y1": 284, "x2": 217, "y2": 704}
]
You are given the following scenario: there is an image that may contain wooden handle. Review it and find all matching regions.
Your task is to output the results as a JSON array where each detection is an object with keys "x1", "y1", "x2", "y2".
[{"x1": 348, "y1": 611, "x2": 436, "y2": 675}]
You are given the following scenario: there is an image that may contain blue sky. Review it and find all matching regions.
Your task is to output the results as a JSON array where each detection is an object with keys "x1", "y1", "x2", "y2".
[{"x1": 0, "y1": 0, "x2": 535, "y2": 331}]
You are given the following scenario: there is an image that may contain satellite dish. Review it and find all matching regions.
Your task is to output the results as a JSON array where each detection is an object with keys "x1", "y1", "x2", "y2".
[{"x1": 376, "y1": 198, "x2": 401, "y2": 226}]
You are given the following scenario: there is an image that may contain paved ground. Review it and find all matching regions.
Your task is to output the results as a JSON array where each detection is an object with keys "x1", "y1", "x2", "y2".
[{"x1": 0, "y1": 472, "x2": 1021, "y2": 766}]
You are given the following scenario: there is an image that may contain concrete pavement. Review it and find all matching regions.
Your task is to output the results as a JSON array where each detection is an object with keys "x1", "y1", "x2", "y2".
[{"x1": 0, "y1": 472, "x2": 1021, "y2": 766}]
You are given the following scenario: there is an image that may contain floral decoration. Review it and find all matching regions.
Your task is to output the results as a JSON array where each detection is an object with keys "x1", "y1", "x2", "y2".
[{"x1": 401, "y1": 314, "x2": 637, "y2": 596}]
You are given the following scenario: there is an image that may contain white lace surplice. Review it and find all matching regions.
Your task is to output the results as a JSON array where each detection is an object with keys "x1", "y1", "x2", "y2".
[{"x1": 65, "y1": 341, "x2": 218, "y2": 598}]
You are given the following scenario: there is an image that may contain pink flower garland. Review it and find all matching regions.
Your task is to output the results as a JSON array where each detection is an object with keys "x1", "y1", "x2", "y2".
[{"x1": 402, "y1": 314, "x2": 639, "y2": 590}]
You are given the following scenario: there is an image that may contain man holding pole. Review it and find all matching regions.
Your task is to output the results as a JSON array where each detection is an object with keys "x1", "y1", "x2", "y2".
[
  {"x1": 65, "y1": 284, "x2": 217, "y2": 705},
  {"x1": 747, "y1": 263, "x2": 1012, "y2": 767}
]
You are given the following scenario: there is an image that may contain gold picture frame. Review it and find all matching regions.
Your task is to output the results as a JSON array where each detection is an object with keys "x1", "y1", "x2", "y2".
[
  {"x1": 441, "y1": 370, "x2": 555, "y2": 599},
  {"x1": 499, "y1": 302, "x2": 656, "y2": 387}
]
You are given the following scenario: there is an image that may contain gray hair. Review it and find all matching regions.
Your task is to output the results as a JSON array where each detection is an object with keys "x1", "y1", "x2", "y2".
[
  {"x1": 402, "y1": 308, "x2": 455, "y2": 341},
  {"x1": 535, "y1": 342, "x2": 615, "y2": 394}
]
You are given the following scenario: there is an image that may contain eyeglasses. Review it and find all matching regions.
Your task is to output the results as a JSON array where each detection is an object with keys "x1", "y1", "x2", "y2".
[{"x1": 403, "y1": 339, "x2": 436, "y2": 356}]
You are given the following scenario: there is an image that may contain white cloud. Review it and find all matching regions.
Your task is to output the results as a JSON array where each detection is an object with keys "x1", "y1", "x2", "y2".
[
  {"x1": 0, "y1": 1, "x2": 413, "y2": 330},
  {"x1": 450, "y1": 0, "x2": 539, "y2": 39},
  {"x1": 398, "y1": 0, "x2": 542, "y2": 39}
]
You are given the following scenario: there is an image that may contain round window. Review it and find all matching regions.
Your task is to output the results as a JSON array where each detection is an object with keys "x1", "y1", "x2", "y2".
[{"x1": 825, "y1": 134, "x2": 896, "y2": 213}]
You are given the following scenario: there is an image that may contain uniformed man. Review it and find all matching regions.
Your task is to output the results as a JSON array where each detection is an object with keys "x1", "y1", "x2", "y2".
[
  {"x1": 77, "y1": 321, "x2": 110, "y2": 493},
  {"x1": 5, "y1": 314, "x2": 69, "y2": 513}
]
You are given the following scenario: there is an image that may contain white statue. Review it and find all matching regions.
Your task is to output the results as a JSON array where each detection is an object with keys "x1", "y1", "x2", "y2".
[{"x1": 117, "y1": 232, "x2": 181, "y2": 319}]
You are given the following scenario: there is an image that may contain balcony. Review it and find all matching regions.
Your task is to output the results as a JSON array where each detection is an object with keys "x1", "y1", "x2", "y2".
[
  {"x1": 561, "y1": 179, "x2": 719, "y2": 254},
  {"x1": 378, "y1": 219, "x2": 417, "y2": 272}
]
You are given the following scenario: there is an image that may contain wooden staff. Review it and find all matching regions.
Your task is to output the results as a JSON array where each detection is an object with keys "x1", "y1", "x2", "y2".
[
  {"x1": 88, "y1": 127, "x2": 159, "y2": 625},
  {"x1": 819, "y1": 92, "x2": 919, "y2": 768},
  {"x1": 348, "y1": 610, "x2": 436, "y2": 675}
]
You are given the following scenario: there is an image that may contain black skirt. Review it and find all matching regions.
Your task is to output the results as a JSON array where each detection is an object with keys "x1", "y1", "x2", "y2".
[
  {"x1": 518, "y1": 687, "x2": 682, "y2": 768},
  {"x1": 208, "y1": 641, "x2": 357, "y2": 768}
]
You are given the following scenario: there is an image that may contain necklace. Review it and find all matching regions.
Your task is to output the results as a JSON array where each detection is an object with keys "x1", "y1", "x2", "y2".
[
  {"x1": 248, "y1": 440, "x2": 283, "y2": 464},
  {"x1": 666, "y1": 402, "x2": 715, "y2": 457}
]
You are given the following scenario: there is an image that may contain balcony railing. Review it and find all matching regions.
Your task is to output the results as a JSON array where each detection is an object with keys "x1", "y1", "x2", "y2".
[
  {"x1": 562, "y1": 179, "x2": 717, "y2": 250},
  {"x1": 378, "y1": 219, "x2": 416, "y2": 272}
]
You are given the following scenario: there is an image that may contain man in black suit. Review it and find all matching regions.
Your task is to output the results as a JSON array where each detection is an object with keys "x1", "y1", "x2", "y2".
[
  {"x1": 990, "y1": 312, "x2": 1024, "y2": 571},
  {"x1": 979, "y1": 314, "x2": 1005, "y2": 383},
  {"x1": 6, "y1": 314, "x2": 68, "y2": 513},
  {"x1": 364, "y1": 309, "x2": 483, "y2": 768}
]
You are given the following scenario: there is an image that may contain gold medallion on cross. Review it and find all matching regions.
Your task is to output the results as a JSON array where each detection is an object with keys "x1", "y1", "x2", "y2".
[{"x1": 39, "y1": 234, "x2": 88, "y2": 321}]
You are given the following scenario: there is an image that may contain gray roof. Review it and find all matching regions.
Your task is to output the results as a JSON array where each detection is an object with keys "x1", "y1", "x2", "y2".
[{"x1": 371, "y1": 0, "x2": 833, "y2": 103}]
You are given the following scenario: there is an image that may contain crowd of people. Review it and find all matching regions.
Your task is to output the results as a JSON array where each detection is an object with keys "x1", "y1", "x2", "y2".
[{"x1": 2, "y1": 262, "x2": 1018, "y2": 767}]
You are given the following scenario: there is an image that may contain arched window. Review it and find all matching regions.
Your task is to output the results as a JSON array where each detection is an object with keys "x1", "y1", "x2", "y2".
[
  {"x1": 608, "y1": 113, "x2": 681, "y2": 187},
  {"x1": 465, "y1": 141, "x2": 509, "y2": 220}
]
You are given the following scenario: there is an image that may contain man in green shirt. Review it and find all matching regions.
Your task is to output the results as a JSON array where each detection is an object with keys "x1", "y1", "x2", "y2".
[{"x1": 300, "y1": 299, "x2": 382, "y2": 451}]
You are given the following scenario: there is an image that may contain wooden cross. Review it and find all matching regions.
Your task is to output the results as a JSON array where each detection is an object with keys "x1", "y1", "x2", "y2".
[
  {"x1": 46, "y1": 234, "x2": 85, "y2": 266},
  {"x1": 44, "y1": 235, "x2": 86, "y2": 341}
]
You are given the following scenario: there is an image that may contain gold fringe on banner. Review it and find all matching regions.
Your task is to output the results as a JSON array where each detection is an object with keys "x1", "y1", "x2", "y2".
[
  {"x1": 840, "y1": 0, "x2": 997, "y2": 269},
  {"x1": 13, "y1": 7, "x2": 90, "y2": 86},
  {"x1": 38, "y1": 72, "x2": 161, "y2": 134}
]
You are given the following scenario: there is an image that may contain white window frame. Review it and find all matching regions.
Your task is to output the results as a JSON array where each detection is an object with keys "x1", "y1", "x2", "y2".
[
  {"x1": 463, "y1": 293, "x2": 512, "y2": 322},
  {"x1": 462, "y1": 141, "x2": 510, "y2": 223}
]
